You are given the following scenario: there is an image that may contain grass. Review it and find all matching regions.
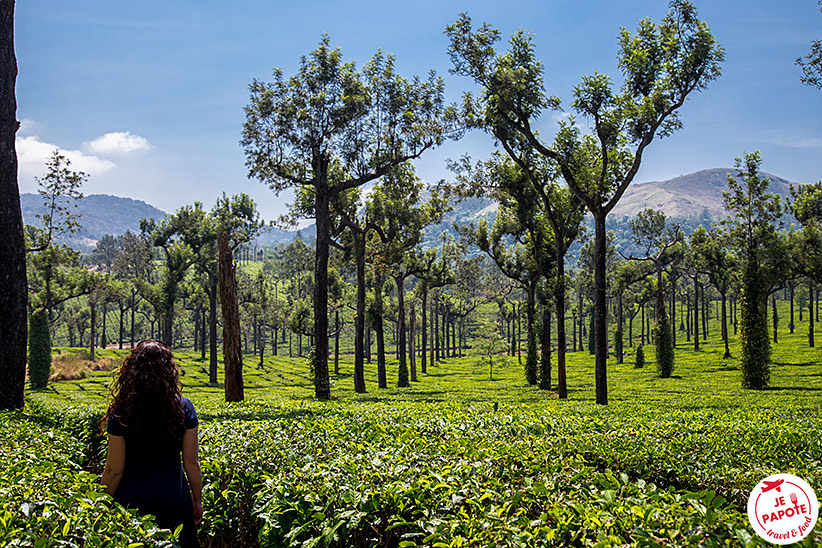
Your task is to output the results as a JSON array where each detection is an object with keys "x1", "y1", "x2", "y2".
[{"x1": 10, "y1": 301, "x2": 822, "y2": 547}]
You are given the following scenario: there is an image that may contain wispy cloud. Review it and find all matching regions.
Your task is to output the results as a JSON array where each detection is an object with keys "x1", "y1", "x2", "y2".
[
  {"x1": 84, "y1": 131, "x2": 152, "y2": 156},
  {"x1": 753, "y1": 130, "x2": 822, "y2": 150},
  {"x1": 17, "y1": 135, "x2": 117, "y2": 180}
]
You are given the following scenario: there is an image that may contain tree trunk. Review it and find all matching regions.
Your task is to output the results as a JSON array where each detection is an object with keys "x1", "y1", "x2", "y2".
[
  {"x1": 670, "y1": 275, "x2": 676, "y2": 348},
  {"x1": 721, "y1": 292, "x2": 730, "y2": 358},
  {"x1": 130, "y1": 290, "x2": 136, "y2": 348},
  {"x1": 432, "y1": 296, "x2": 438, "y2": 364},
  {"x1": 396, "y1": 275, "x2": 409, "y2": 387},
  {"x1": 118, "y1": 303, "x2": 125, "y2": 350},
  {"x1": 616, "y1": 291, "x2": 624, "y2": 364},
  {"x1": 809, "y1": 283, "x2": 815, "y2": 348},
  {"x1": 375, "y1": 273, "x2": 387, "y2": 389},
  {"x1": 219, "y1": 232, "x2": 244, "y2": 402},
  {"x1": 693, "y1": 277, "x2": 700, "y2": 352},
  {"x1": 409, "y1": 302, "x2": 417, "y2": 382},
  {"x1": 207, "y1": 278, "x2": 218, "y2": 383},
  {"x1": 420, "y1": 281, "x2": 427, "y2": 375},
  {"x1": 701, "y1": 284, "x2": 708, "y2": 340},
  {"x1": 199, "y1": 308, "x2": 206, "y2": 360},
  {"x1": 525, "y1": 283, "x2": 538, "y2": 386},
  {"x1": 0, "y1": 0, "x2": 25, "y2": 410},
  {"x1": 555, "y1": 249, "x2": 567, "y2": 398},
  {"x1": 789, "y1": 282, "x2": 795, "y2": 334},
  {"x1": 593, "y1": 214, "x2": 608, "y2": 405},
  {"x1": 312, "y1": 184, "x2": 331, "y2": 400},
  {"x1": 259, "y1": 320, "x2": 266, "y2": 368},
  {"x1": 772, "y1": 297, "x2": 778, "y2": 344},
  {"x1": 100, "y1": 303, "x2": 107, "y2": 350},
  {"x1": 89, "y1": 301, "x2": 97, "y2": 361},
  {"x1": 334, "y1": 310, "x2": 339, "y2": 375},
  {"x1": 353, "y1": 233, "x2": 366, "y2": 392},
  {"x1": 539, "y1": 304, "x2": 551, "y2": 390}
]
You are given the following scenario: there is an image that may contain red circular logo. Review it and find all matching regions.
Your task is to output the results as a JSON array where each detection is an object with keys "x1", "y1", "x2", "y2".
[{"x1": 747, "y1": 474, "x2": 818, "y2": 544}]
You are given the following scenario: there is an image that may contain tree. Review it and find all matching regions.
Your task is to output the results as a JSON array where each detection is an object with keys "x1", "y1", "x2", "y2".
[
  {"x1": 242, "y1": 37, "x2": 455, "y2": 400},
  {"x1": 723, "y1": 152, "x2": 783, "y2": 389},
  {"x1": 28, "y1": 309, "x2": 50, "y2": 389},
  {"x1": 452, "y1": 152, "x2": 580, "y2": 394},
  {"x1": 26, "y1": 150, "x2": 85, "y2": 253},
  {"x1": 690, "y1": 226, "x2": 736, "y2": 358},
  {"x1": 219, "y1": 232, "x2": 243, "y2": 402},
  {"x1": 789, "y1": 182, "x2": 822, "y2": 348},
  {"x1": 0, "y1": 0, "x2": 24, "y2": 411},
  {"x1": 624, "y1": 209, "x2": 681, "y2": 377},
  {"x1": 447, "y1": 2, "x2": 723, "y2": 404},
  {"x1": 367, "y1": 165, "x2": 450, "y2": 388},
  {"x1": 459, "y1": 208, "x2": 541, "y2": 385},
  {"x1": 797, "y1": 1, "x2": 822, "y2": 89},
  {"x1": 140, "y1": 203, "x2": 211, "y2": 347}
]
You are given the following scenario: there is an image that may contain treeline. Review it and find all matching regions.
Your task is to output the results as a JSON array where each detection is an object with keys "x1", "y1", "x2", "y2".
[{"x1": 17, "y1": 1, "x2": 822, "y2": 407}]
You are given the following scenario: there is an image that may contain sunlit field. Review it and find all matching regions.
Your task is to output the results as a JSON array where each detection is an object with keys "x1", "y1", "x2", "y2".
[{"x1": 3, "y1": 301, "x2": 821, "y2": 547}]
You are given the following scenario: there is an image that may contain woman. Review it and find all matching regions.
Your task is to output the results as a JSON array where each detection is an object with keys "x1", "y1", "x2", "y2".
[{"x1": 101, "y1": 339, "x2": 202, "y2": 547}]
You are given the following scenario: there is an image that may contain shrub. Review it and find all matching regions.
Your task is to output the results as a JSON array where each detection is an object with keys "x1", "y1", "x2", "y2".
[
  {"x1": 655, "y1": 313, "x2": 674, "y2": 378},
  {"x1": 635, "y1": 343, "x2": 645, "y2": 369},
  {"x1": 739, "y1": 268, "x2": 770, "y2": 389},
  {"x1": 28, "y1": 310, "x2": 52, "y2": 389}
]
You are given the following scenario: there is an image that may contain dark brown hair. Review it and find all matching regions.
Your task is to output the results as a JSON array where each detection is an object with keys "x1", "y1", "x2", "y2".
[{"x1": 104, "y1": 340, "x2": 184, "y2": 444}]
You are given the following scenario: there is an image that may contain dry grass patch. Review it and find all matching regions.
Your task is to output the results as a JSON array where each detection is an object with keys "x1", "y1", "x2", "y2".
[{"x1": 49, "y1": 352, "x2": 118, "y2": 382}]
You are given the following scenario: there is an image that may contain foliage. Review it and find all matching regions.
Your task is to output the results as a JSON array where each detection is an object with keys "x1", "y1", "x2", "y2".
[
  {"x1": 796, "y1": 0, "x2": 822, "y2": 89},
  {"x1": 0, "y1": 411, "x2": 182, "y2": 547},
  {"x1": 723, "y1": 152, "x2": 783, "y2": 389},
  {"x1": 654, "y1": 318, "x2": 674, "y2": 378},
  {"x1": 634, "y1": 343, "x2": 645, "y2": 369},
  {"x1": 27, "y1": 150, "x2": 86, "y2": 253},
  {"x1": 27, "y1": 310, "x2": 51, "y2": 389},
  {"x1": 738, "y1": 268, "x2": 771, "y2": 390}
]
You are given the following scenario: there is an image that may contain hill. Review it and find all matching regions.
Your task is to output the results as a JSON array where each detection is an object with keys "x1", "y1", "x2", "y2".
[
  {"x1": 609, "y1": 168, "x2": 798, "y2": 221},
  {"x1": 21, "y1": 193, "x2": 167, "y2": 251},
  {"x1": 20, "y1": 168, "x2": 802, "y2": 253}
]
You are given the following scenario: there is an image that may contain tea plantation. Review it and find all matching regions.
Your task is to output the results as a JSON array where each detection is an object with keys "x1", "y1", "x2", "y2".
[{"x1": 2, "y1": 322, "x2": 821, "y2": 547}]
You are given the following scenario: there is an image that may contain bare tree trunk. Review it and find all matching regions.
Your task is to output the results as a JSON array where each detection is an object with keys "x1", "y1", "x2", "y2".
[
  {"x1": 789, "y1": 282, "x2": 795, "y2": 334},
  {"x1": 89, "y1": 301, "x2": 97, "y2": 361},
  {"x1": 333, "y1": 310, "x2": 339, "y2": 375},
  {"x1": 311, "y1": 186, "x2": 331, "y2": 400},
  {"x1": 539, "y1": 305, "x2": 551, "y2": 390},
  {"x1": 119, "y1": 303, "x2": 125, "y2": 350},
  {"x1": 0, "y1": 0, "x2": 25, "y2": 410},
  {"x1": 219, "y1": 232, "x2": 244, "y2": 402},
  {"x1": 353, "y1": 233, "x2": 366, "y2": 392},
  {"x1": 207, "y1": 278, "x2": 218, "y2": 383},
  {"x1": 721, "y1": 292, "x2": 730, "y2": 358},
  {"x1": 809, "y1": 283, "x2": 815, "y2": 348},
  {"x1": 409, "y1": 302, "x2": 417, "y2": 382},
  {"x1": 693, "y1": 277, "x2": 700, "y2": 352},
  {"x1": 420, "y1": 281, "x2": 427, "y2": 375},
  {"x1": 593, "y1": 214, "x2": 608, "y2": 405}
]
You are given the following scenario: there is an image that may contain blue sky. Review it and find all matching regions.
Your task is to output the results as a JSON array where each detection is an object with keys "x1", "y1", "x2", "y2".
[{"x1": 15, "y1": 0, "x2": 822, "y2": 221}]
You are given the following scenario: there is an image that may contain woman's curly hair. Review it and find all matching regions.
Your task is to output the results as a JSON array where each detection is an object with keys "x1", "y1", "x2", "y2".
[{"x1": 104, "y1": 340, "x2": 185, "y2": 444}]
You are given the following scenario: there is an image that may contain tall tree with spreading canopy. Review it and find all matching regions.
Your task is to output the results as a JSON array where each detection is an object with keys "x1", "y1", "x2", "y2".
[
  {"x1": 242, "y1": 36, "x2": 455, "y2": 400},
  {"x1": 447, "y1": 1, "x2": 723, "y2": 404}
]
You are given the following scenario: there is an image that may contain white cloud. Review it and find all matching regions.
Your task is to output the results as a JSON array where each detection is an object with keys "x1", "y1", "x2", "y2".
[
  {"x1": 84, "y1": 131, "x2": 153, "y2": 156},
  {"x1": 18, "y1": 118, "x2": 38, "y2": 135},
  {"x1": 17, "y1": 135, "x2": 117, "y2": 181}
]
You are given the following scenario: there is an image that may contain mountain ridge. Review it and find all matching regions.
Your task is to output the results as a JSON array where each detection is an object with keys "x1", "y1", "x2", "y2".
[{"x1": 20, "y1": 167, "x2": 806, "y2": 251}]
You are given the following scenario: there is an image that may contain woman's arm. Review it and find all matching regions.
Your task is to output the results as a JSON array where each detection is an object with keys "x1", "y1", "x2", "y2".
[
  {"x1": 182, "y1": 427, "x2": 203, "y2": 525},
  {"x1": 100, "y1": 434, "x2": 126, "y2": 496}
]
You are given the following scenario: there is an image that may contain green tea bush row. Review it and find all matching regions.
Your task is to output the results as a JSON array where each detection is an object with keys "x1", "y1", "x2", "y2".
[{"x1": 0, "y1": 411, "x2": 183, "y2": 547}]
